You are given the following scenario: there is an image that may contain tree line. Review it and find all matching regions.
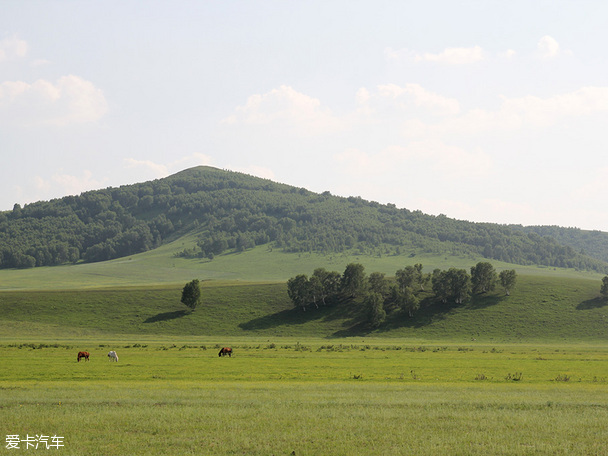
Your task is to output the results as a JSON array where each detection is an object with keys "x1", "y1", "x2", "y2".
[
  {"x1": 287, "y1": 262, "x2": 517, "y2": 328},
  {"x1": 1, "y1": 166, "x2": 606, "y2": 272}
]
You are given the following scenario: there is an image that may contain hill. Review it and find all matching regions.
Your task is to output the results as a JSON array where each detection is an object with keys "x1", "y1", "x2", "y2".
[
  {"x1": 1, "y1": 274, "x2": 606, "y2": 342},
  {"x1": 513, "y1": 224, "x2": 608, "y2": 264},
  {"x1": 1, "y1": 166, "x2": 607, "y2": 275}
]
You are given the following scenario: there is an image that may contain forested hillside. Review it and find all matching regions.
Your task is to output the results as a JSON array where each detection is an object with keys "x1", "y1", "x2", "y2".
[
  {"x1": 512, "y1": 225, "x2": 608, "y2": 265},
  {"x1": 0, "y1": 166, "x2": 607, "y2": 273}
]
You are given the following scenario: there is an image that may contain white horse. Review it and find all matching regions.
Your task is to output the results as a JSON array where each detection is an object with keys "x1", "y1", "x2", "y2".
[{"x1": 107, "y1": 351, "x2": 119, "y2": 362}]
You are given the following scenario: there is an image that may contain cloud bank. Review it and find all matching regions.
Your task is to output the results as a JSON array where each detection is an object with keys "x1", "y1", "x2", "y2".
[{"x1": 0, "y1": 75, "x2": 108, "y2": 127}]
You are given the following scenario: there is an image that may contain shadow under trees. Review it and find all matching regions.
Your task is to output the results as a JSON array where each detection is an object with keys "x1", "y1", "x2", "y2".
[
  {"x1": 577, "y1": 297, "x2": 608, "y2": 310},
  {"x1": 144, "y1": 309, "x2": 189, "y2": 323}
]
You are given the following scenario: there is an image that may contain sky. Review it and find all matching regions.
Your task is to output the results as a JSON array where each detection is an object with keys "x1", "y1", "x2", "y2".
[{"x1": 2, "y1": 1, "x2": 608, "y2": 231}]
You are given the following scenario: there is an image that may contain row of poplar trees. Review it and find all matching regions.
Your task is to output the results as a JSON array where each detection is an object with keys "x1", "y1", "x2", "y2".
[{"x1": 287, "y1": 262, "x2": 517, "y2": 327}]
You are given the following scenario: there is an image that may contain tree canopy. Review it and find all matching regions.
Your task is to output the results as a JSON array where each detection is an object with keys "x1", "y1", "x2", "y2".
[
  {"x1": 286, "y1": 262, "x2": 516, "y2": 328},
  {"x1": 600, "y1": 276, "x2": 608, "y2": 299},
  {"x1": 181, "y1": 279, "x2": 202, "y2": 310}
]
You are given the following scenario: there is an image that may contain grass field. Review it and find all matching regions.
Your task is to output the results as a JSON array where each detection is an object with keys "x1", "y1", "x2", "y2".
[
  {"x1": 0, "y1": 239, "x2": 600, "y2": 291},
  {"x1": 1, "y1": 274, "x2": 606, "y2": 342},
  {"x1": 1, "y1": 242, "x2": 608, "y2": 454},
  {"x1": 1, "y1": 342, "x2": 608, "y2": 455}
]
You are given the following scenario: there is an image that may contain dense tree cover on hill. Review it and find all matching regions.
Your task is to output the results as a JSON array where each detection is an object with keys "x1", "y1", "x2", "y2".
[
  {"x1": 287, "y1": 262, "x2": 517, "y2": 327},
  {"x1": 0, "y1": 166, "x2": 607, "y2": 272},
  {"x1": 512, "y1": 225, "x2": 608, "y2": 264}
]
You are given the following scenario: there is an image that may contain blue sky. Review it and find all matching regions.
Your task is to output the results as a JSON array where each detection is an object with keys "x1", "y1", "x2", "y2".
[{"x1": 2, "y1": 1, "x2": 608, "y2": 231}]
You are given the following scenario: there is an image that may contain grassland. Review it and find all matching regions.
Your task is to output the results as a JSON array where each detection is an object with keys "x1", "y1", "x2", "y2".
[
  {"x1": 1, "y1": 273, "x2": 606, "y2": 343},
  {"x1": 2, "y1": 342, "x2": 608, "y2": 455},
  {"x1": 2, "y1": 241, "x2": 608, "y2": 454},
  {"x1": 0, "y1": 238, "x2": 601, "y2": 291}
]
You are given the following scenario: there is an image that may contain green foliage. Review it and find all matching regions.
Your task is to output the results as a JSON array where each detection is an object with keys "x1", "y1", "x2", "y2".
[
  {"x1": 341, "y1": 263, "x2": 367, "y2": 298},
  {"x1": 514, "y1": 225, "x2": 608, "y2": 264},
  {"x1": 396, "y1": 263, "x2": 428, "y2": 292},
  {"x1": 311, "y1": 268, "x2": 341, "y2": 305},
  {"x1": 1, "y1": 166, "x2": 607, "y2": 273},
  {"x1": 470, "y1": 262, "x2": 497, "y2": 294},
  {"x1": 394, "y1": 286, "x2": 420, "y2": 317},
  {"x1": 287, "y1": 274, "x2": 311, "y2": 311},
  {"x1": 287, "y1": 261, "x2": 502, "y2": 327},
  {"x1": 601, "y1": 276, "x2": 608, "y2": 298},
  {"x1": 368, "y1": 271, "x2": 389, "y2": 297},
  {"x1": 365, "y1": 291, "x2": 386, "y2": 327},
  {"x1": 499, "y1": 269, "x2": 517, "y2": 296},
  {"x1": 432, "y1": 268, "x2": 472, "y2": 304},
  {"x1": 181, "y1": 279, "x2": 201, "y2": 310}
]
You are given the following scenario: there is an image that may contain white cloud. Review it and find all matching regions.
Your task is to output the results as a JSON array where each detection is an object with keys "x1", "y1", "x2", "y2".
[
  {"x1": 223, "y1": 85, "x2": 343, "y2": 135},
  {"x1": 353, "y1": 84, "x2": 460, "y2": 125},
  {"x1": 417, "y1": 45, "x2": 484, "y2": 64},
  {"x1": 0, "y1": 36, "x2": 28, "y2": 62},
  {"x1": 385, "y1": 45, "x2": 484, "y2": 65},
  {"x1": 335, "y1": 140, "x2": 491, "y2": 177},
  {"x1": 18, "y1": 170, "x2": 107, "y2": 205},
  {"x1": 376, "y1": 83, "x2": 460, "y2": 116},
  {"x1": 124, "y1": 159, "x2": 170, "y2": 177},
  {"x1": 403, "y1": 86, "x2": 608, "y2": 138},
  {"x1": 0, "y1": 75, "x2": 108, "y2": 126},
  {"x1": 502, "y1": 87, "x2": 608, "y2": 125},
  {"x1": 537, "y1": 35, "x2": 560, "y2": 58},
  {"x1": 503, "y1": 49, "x2": 517, "y2": 59},
  {"x1": 50, "y1": 170, "x2": 104, "y2": 196}
]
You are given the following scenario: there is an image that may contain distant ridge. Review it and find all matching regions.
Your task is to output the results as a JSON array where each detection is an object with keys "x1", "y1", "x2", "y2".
[{"x1": 0, "y1": 166, "x2": 607, "y2": 273}]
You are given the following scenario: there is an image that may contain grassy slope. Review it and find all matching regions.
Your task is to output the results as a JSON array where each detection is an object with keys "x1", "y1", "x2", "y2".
[
  {"x1": 0, "y1": 230, "x2": 606, "y2": 342},
  {"x1": 1, "y1": 274, "x2": 606, "y2": 342},
  {"x1": 0, "y1": 231, "x2": 601, "y2": 291}
]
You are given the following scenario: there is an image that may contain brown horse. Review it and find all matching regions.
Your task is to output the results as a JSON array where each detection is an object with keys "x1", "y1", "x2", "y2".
[
  {"x1": 218, "y1": 347, "x2": 232, "y2": 357},
  {"x1": 77, "y1": 351, "x2": 90, "y2": 362}
]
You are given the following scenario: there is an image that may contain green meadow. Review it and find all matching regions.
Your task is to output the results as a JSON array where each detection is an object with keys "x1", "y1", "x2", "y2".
[
  {"x1": 1, "y1": 343, "x2": 608, "y2": 455},
  {"x1": 1, "y1": 244, "x2": 608, "y2": 454},
  {"x1": 0, "y1": 273, "x2": 606, "y2": 342},
  {"x1": 0, "y1": 241, "x2": 598, "y2": 291}
]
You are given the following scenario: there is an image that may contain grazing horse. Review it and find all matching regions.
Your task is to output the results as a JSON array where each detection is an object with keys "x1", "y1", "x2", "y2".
[
  {"x1": 107, "y1": 350, "x2": 119, "y2": 362},
  {"x1": 218, "y1": 347, "x2": 232, "y2": 357},
  {"x1": 77, "y1": 351, "x2": 90, "y2": 362}
]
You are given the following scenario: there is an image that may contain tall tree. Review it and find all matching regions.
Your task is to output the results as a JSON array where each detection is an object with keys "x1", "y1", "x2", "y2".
[
  {"x1": 181, "y1": 279, "x2": 202, "y2": 311},
  {"x1": 368, "y1": 272, "x2": 389, "y2": 297},
  {"x1": 414, "y1": 263, "x2": 431, "y2": 291},
  {"x1": 308, "y1": 275, "x2": 322, "y2": 309},
  {"x1": 365, "y1": 292, "x2": 386, "y2": 327},
  {"x1": 600, "y1": 276, "x2": 608, "y2": 298},
  {"x1": 433, "y1": 268, "x2": 471, "y2": 304},
  {"x1": 452, "y1": 268, "x2": 472, "y2": 304},
  {"x1": 432, "y1": 269, "x2": 450, "y2": 303},
  {"x1": 287, "y1": 274, "x2": 311, "y2": 311},
  {"x1": 395, "y1": 286, "x2": 420, "y2": 317},
  {"x1": 397, "y1": 264, "x2": 428, "y2": 292},
  {"x1": 498, "y1": 269, "x2": 517, "y2": 296},
  {"x1": 340, "y1": 263, "x2": 366, "y2": 298},
  {"x1": 470, "y1": 262, "x2": 497, "y2": 294},
  {"x1": 311, "y1": 268, "x2": 341, "y2": 305},
  {"x1": 396, "y1": 266, "x2": 417, "y2": 292}
]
